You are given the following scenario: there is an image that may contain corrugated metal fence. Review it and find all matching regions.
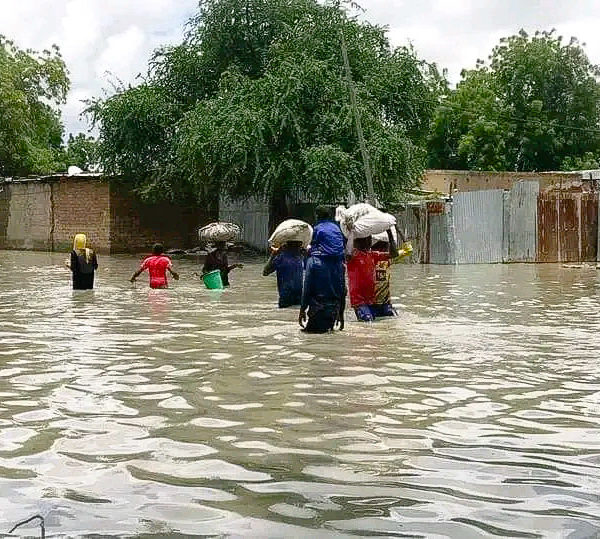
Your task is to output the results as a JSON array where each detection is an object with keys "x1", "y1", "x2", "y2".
[
  {"x1": 221, "y1": 183, "x2": 599, "y2": 262},
  {"x1": 395, "y1": 182, "x2": 599, "y2": 264},
  {"x1": 220, "y1": 197, "x2": 269, "y2": 250}
]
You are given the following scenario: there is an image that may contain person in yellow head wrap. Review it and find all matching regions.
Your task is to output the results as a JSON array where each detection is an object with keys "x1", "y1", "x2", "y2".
[{"x1": 68, "y1": 233, "x2": 98, "y2": 289}]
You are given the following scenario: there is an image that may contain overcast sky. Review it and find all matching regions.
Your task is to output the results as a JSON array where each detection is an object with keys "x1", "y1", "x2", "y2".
[{"x1": 1, "y1": 0, "x2": 599, "y2": 137}]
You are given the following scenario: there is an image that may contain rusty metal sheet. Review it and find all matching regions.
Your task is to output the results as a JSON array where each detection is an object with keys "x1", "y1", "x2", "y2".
[
  {"x1": 452, "y1": 190, "x2": 504, "y2": 264},
  {"x1": 559, "y1": 195, "x2": 579, "y2": 262},
  {"x1": 537, "y1": 193, "x2": 558, "y2": 262},
  {"x1": 581, "y1": 193, "x2": 598, "y2": 262},
  {"x1": 394, "y1": 203, "x2": 427, "y2": 264},
  {"x1": 537, "y1": 192, "x2": 598, "y2": 262}
]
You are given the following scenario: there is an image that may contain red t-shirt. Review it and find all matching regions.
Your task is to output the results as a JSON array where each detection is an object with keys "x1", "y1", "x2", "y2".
[
  {"x1": 347, "y1": 250, "x2": 390, "y2": 307},
  {"x1": 140, "y1": 255, "x2": 172, "y2": 289}
]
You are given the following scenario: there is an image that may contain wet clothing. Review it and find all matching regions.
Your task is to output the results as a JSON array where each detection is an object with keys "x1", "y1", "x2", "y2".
[
  {"x1": 310, "y1": 220, "x2": 345, "y2": 259},
  {"x1": 203, "y1": 249, "x2": 231, "y2": 287},
  {"x1": 374, "y1": 255, "x2": 403, "y2": 305},
  {"x1": 140, "y1": 255, "x2": 172, "y2": 289},
  {"x1": 70, "y1": 249, "x2": 98, "y2": 290},
  {"x1": 354, "y1": 303, "x2": 396, "y2": 322},
  {"x1": 301, "y1": 255, "x2": 346, "y2": 333},
  {"x1": 265, "y1": 250, "x2": 304, "y2": 308},
  {"x1": 347, "y1": 250, "x2": 390, "y2": 307}
]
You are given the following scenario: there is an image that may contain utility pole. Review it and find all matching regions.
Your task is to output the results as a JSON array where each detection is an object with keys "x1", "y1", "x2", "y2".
[{"x1": 340, "y1": 28, "x2": 376, "y2": 205}]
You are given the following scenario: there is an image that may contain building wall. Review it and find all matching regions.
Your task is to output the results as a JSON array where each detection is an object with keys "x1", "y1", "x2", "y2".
[
  {"x1": 110, "y1": 185, "x2": 209, "y2": 253},
  {"x1": 422, "y1": 170, "x2": 587, "y2": 195},
  {"x1": 0, "y1": 182, "x2": 52, "y2": 250},
  {"x1": 52, "y1": 177, "x2": 111, "y2": 253},
  {"x1": 0, "y1": 176, "x2": 213, "y2": 254}
]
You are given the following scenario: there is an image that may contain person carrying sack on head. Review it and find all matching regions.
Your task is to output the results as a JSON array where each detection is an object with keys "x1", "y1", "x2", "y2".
[{"x1": 67, "y1": 234, "x2": 98, "y2": 290}]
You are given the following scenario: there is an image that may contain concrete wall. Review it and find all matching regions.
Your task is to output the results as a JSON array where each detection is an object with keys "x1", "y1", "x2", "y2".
[
  {"x1": 422, "y1": 169, "x2": 589, "y2": 195},
  {"x1": 0, "y1": 176, "x2": 213, "y2": 253},
  {"x1": 0, "y1": 182, "x2": 52, "y2": 250}
]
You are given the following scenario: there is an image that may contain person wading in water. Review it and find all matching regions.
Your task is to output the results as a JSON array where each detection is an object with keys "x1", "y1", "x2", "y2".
[
  {"x1": 203, "y1": 241, "x2": 243, "y2": 287},
  {"x1": 299, "y1": 206, "x2": 346, "y2": 333},
  {"x1": 263, "y1": 241, "x2": 305, "y2": 308},
  {"x1": 130, "y1": 243, "x2": 179, "y2": 289},
  {"x1": 67, "y1": 233, "x2": 98, "y2": 290}
]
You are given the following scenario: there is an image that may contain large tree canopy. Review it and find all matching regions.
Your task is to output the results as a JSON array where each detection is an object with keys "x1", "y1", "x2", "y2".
[
  {"x1": 428, "y1": 30, "x2": 600, "y2": 172},
  {"x1": 0, "y1": 36, "x2": 69, "y2": 177},
  {"x1": 89, "y1": 0, "x2": 444, "y2": 204}
]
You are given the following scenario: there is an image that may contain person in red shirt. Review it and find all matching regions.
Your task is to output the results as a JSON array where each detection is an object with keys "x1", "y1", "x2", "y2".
[
  {"x1": 346, "y1": 229, "x2": 398, "y2": 322},
  {"x1": 130, "y1": 243, "x2": 179, "y2": 289}
]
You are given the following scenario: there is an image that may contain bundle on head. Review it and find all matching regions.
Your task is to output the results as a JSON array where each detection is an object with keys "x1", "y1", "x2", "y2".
[
  {"x1": 198, "y1": 222, "x2": 241, "y2": 243},
  {"x1": 268, "y1": 219, "x2": 313, "y2": 249}
]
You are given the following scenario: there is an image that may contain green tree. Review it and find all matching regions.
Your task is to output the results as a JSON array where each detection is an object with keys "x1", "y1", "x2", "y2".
[
  {"x1": 64, "y1": 133, "x2": 98, "y2": 171},
  {"x1": 89, "y1": 0, "x2": 444, "y2": 205},
  {"x1": 0, "y1": 36, "x2": 69, "y2": 176},
  {"x1": 429, "y1": 30, "x2": 600, "y2": 172}
]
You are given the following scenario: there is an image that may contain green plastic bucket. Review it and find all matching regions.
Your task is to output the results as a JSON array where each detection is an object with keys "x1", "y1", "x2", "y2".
[{"x1": 202, "y1": 269, "x2": 223, "y2": 290}]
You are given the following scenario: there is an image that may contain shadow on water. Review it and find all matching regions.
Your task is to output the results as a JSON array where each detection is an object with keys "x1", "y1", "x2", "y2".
[{"x1": 0, "y1": 251, "x2": 600, "y2": 537}]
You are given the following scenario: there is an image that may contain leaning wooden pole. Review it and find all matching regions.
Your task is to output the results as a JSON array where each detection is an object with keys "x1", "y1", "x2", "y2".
[{"x1": 340, "y1": 28, "x2": 376, "y2": 205}]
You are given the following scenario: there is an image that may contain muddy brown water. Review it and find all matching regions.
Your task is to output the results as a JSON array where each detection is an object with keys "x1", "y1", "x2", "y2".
[{"x1": 1, "y1": 250, "x2": 599, "y2": 538}]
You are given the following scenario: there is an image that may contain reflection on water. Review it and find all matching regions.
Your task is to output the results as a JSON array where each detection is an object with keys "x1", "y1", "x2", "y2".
[{"x1": 1, "y1": 250, "x2": 600, "y2": 537}]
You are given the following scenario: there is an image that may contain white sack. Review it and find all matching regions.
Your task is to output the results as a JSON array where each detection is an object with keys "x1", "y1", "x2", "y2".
[
  {"x1": 336, "y1": 203, "x2": 396, "y2": 238},
  {"x1": 269, "y1": 219, "x2": 313, "y2": 248},
  {"x1": 372, "y1": 226, "x2": 397, "y2": 244},
  {"x1": 336, "y1": 203, "x2": 396, "y2": 253},
  {"x1": 198, "y1": 222, "x2": 241, "y2": 242}
]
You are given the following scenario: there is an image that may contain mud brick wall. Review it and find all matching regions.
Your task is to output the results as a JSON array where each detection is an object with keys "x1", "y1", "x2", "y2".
[
  {"x1": 52, "y1": 177, "x2": 111, "y2": 253},
  {"x1": 109, "y1": 184, "x2": 210, "y2": 253},
  {"x1": 0, "y1": 182, "x2": 53, "y2": 250}
]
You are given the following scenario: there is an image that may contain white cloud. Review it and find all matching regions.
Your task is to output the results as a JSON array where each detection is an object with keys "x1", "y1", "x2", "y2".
[{"x1": 1, "y1": 0, "x2": 600, "y2": 136}]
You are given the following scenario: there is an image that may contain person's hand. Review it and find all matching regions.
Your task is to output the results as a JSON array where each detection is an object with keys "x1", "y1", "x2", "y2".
[
  {"x1": 236, "y1": 263, "x2": 244, "y2": 269},
  {"x1": 298, "y1": 309, "x2": 307, "y2": 327},
  {"x1": 129, "y1": 277, "x2": 136, "y2": 283},
  {"x1": 172, "y1": 272, "x2": 180, "y2": 281}
]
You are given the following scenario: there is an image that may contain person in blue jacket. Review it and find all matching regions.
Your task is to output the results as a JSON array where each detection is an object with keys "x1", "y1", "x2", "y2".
[
  {"x1": 299, "y1": 206, "x2": 347, "y2": 333},
  {"x1": 263, "y1": 241, "x2": 305, "y2": 308}
]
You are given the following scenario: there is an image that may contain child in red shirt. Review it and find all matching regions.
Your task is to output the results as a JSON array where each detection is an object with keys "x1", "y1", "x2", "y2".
[
  {"x1": 130, "y1": 243, "x2": 179, "y2": 289},
  {"x1": 346, "y1": 229, "x2": 399, "y2": 322}
]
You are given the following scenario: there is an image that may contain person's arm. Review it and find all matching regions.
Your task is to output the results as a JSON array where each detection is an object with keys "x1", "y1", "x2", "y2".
[
  {"x1": 263, "y1": 252, "x2": 277, "y2": 276},
  {"x1": 228, "y1": 263, "x2": 243, "y2": 272},
  {"x1": 337, "y1": 293, "x2": 346, "y2": 331},
  {"x1": 130, "y1": 260, "x2": 147, "y2": 282},
  {"x1": 168, "y1": 266, "x2": 179, "y2": 280},
  {"x1": 69, "y1": 251, "x2": 77, "y2": 272},
  {"x1": 387, "y1": 229, "x2": 399, "y2": 259},
  {"x1": 92, "y1": 252, "x2": 98, "y2": 271},
  {"x1": 299, "y1": 260, "x2": 313, "y2": 326}
]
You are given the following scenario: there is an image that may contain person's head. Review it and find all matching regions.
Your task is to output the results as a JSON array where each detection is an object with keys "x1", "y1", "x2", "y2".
[
  {"x1": 152, "y1": 243, "x2": 164, "y2": 255},
  {"x1": 315, "y1": 205, "x2": 334, "y2": 222},
  {"x1": 354, "y1": 236, "x2": 372, "y2": 251},
  {"x1": 73, "y1": 233, "x2": 87, "y2": 250},
  {"x1": 371, "y1": 240, "x2": 388, "y2": 252},
  {"x1": 284, "y1": 241, "x2": 303, "y2": 252},
  {"x1": 215, "y1": 241, "x2": 227, "y2": 250}
]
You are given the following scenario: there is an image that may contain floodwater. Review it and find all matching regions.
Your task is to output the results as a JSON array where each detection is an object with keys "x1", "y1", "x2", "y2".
[{"x1": 1, "y1": 250, "x2": 600, "y2": 538}]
